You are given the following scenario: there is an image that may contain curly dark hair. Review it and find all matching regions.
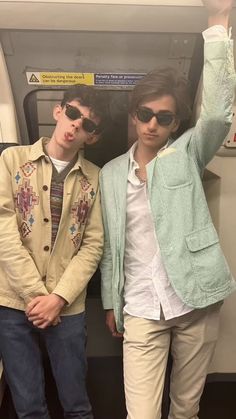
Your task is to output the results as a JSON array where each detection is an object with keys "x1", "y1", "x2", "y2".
[{"x1": 61, "y1": 84, "x2": 109, "y2": 133}]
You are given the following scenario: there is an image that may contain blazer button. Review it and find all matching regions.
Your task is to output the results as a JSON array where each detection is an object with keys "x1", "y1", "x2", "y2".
[
  {"x1": 43, "y1": 185, "x2": 48, "y2": 191},
  {"x1": 42, "y1": 275, "x2": 46, "y2": 281},
  {"x1": 44, "y1": 218, "x2": 49, "y2": 222},
  {"x1": 44, "y1": 245, "x2": 50, "y2": 251}
]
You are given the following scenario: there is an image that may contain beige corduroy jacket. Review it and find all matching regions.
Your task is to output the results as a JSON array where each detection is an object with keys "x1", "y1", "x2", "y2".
[{"x1": 0, "y1": 138, "x2": 103, "y2": 315}]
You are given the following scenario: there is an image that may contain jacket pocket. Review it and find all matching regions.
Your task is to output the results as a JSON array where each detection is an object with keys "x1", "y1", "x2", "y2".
[
  {"x1": 158, "y1": 152, "x2": 192, "y2": 189},
  {"x1": 185, "y1": 225, "x2": 230, "y2": 291}
]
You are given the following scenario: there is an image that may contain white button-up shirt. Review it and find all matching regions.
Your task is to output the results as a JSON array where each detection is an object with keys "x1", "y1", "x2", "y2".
[{"x1": 123, "y1": 143, "x2": 192, "y2": 320}]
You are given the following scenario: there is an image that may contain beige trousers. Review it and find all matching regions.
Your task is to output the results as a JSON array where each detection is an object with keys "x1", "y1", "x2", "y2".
[{"x1": 123, "y1": 303, "x2": 222, "y2": 419}]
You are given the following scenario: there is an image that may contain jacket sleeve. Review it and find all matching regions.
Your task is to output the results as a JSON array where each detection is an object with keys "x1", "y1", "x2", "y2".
[
  {"x1": 0, "y1": 150, "x2": 49, "y2": 303},
  {"x1": 99, "y1": 170, "x2": 114, "y2": 310},
  {"x1": 52, "y1": 186, "x2": 104, "y2": 305},
  {"x1": 188, "y1": 38, "x2": 236, "y2": 169}
]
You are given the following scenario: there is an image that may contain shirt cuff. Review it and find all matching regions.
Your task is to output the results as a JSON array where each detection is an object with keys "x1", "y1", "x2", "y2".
[{"x1": 203, "y1": 25, "x2": 231, "y2": 42}]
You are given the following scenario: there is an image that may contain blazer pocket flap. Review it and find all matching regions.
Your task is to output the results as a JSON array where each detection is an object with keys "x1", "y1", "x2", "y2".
[{"x1": 185, "y1": 226, "x2": 219, "y2": 252}]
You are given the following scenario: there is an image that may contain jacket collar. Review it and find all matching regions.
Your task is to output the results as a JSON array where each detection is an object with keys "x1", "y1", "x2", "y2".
[{"x1": 29, "y1": 137, "x2": 91, "y2": 178}]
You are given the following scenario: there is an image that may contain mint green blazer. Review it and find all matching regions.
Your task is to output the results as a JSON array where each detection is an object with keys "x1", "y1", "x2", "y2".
[{"x1": 100, "y1": 39, "x2": 236, "y2": 332}]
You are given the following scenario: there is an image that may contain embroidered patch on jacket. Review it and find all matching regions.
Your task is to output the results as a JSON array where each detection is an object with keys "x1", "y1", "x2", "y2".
[
  {"x1": 70, "y1": 224, "x2": 77, "y2": 235},
  {"x1": 20, "y1": 162, "x2": 37, "y2": 177},
  {"x1": 79, "y1": 177, "x2": 91, "y2": 191},
  {"x1": 19, "y1": 221, "x2": 31, "y2": 238},
  {"x1": 28, "y1": 214, "x2": 35, "y2": 226},
  {"x1": 72, "y1": 232, "x2": 82, "y2": 248},
  {"x1": 70, "y1": 180, "x2": 96, "y2": 248},
  {"x1": 72, "y1": 194, "x2": 91, "y2": 226},
  {"x1": 15, "y1": 171, "x2": 21, "y2": 184},
  {"x1": 14, "y1": 178, "x2": 39, "y2": 220},
  {"x1": 90, "y1": 188, "x2": 96, "y2": 199}
]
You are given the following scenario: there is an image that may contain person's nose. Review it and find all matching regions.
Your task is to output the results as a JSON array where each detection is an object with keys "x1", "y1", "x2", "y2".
[
  {"x1": 147, "y1": 115, "x2": 158, "y2": 131},
  {"x1": 72, "y1": 116, "x2": 83, "y2": 130}
]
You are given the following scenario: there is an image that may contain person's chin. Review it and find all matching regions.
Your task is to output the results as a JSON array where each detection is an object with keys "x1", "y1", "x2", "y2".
[{"x1": 142, "y1": 135, "x2": 160, "y2": 145}]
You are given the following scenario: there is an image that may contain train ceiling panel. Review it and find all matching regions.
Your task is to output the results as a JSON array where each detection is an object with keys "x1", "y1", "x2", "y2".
[{"x1": 1, "y1": 1, "x2": 235, "y2": 32}]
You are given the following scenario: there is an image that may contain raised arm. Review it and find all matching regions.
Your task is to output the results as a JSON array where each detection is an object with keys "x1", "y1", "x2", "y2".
[
  {"x1": 185, "y1": 0, "x2": 236, "y2": 169},
  {"x1": 203, "y1": 0, "x2": 233, "y2": 29}
]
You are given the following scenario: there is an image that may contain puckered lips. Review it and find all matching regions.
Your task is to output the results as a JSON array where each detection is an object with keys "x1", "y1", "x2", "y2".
[{"x1": 64, "y1": 131, "x2": 75, "y2": 142}]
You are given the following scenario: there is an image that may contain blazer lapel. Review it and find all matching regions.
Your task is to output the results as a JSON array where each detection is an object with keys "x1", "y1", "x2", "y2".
[
  {"x1": 113, "y1": 152, "x2": 129, "y2": 238},
  {"x1": 112, "y1": 152, "x2": 129, "y2": 292}
]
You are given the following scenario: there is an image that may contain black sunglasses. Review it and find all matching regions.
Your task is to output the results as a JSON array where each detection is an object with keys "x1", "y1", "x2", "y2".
[
  {"x1": 65, "y1": 103, "x2": 100, "y2": 134},
  {"x1": 136, "y1": 107, "x2": 176, "y2": 126}
]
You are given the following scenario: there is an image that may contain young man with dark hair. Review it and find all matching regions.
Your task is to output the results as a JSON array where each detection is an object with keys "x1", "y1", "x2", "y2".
[
  {"x1": 0, "y1": 84, "x2": 106, "y2": 419},
  {"x1": 100, "y1": 1, "x2": 236, "y2": 418}
]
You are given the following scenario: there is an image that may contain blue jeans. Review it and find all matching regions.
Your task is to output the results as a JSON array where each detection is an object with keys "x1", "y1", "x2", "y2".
[{"x1": 0, "y1": 306, "x2": 93, "y2": 419}]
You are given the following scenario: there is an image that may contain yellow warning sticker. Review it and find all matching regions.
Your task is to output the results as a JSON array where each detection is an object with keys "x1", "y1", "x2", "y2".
[
  {"x1": 29, "y1": 73, "x2": 40, "y2": 83},
  {"x1": 26, "y1": 72, "x2": 94, "y2": 86}
]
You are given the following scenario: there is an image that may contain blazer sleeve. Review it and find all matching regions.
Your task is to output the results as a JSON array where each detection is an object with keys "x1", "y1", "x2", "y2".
[{"x1": 188, "y1": 38, "x2": 236, "y2": 169}]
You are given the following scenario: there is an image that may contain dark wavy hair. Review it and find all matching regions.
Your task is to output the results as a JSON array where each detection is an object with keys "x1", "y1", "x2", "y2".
[{"x1": 129, "y1": 67, "x2": 192, "y2": 122}]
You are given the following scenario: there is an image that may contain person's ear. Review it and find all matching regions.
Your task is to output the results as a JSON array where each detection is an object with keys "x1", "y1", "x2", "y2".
[
  {"x1": 171, "y1": 118, "x2": 180, "y2": 133},
  {"x1": 131, "y1": 112, "x2": 137, "y2": 127},
  {"x1": 53, "y1": 104, "x2": 63, "y2": 122}
]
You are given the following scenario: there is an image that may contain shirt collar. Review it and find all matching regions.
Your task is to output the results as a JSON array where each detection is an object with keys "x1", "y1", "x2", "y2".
[{"x1": 129, "y1": 139, "x2": 170, "y2": 170}]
